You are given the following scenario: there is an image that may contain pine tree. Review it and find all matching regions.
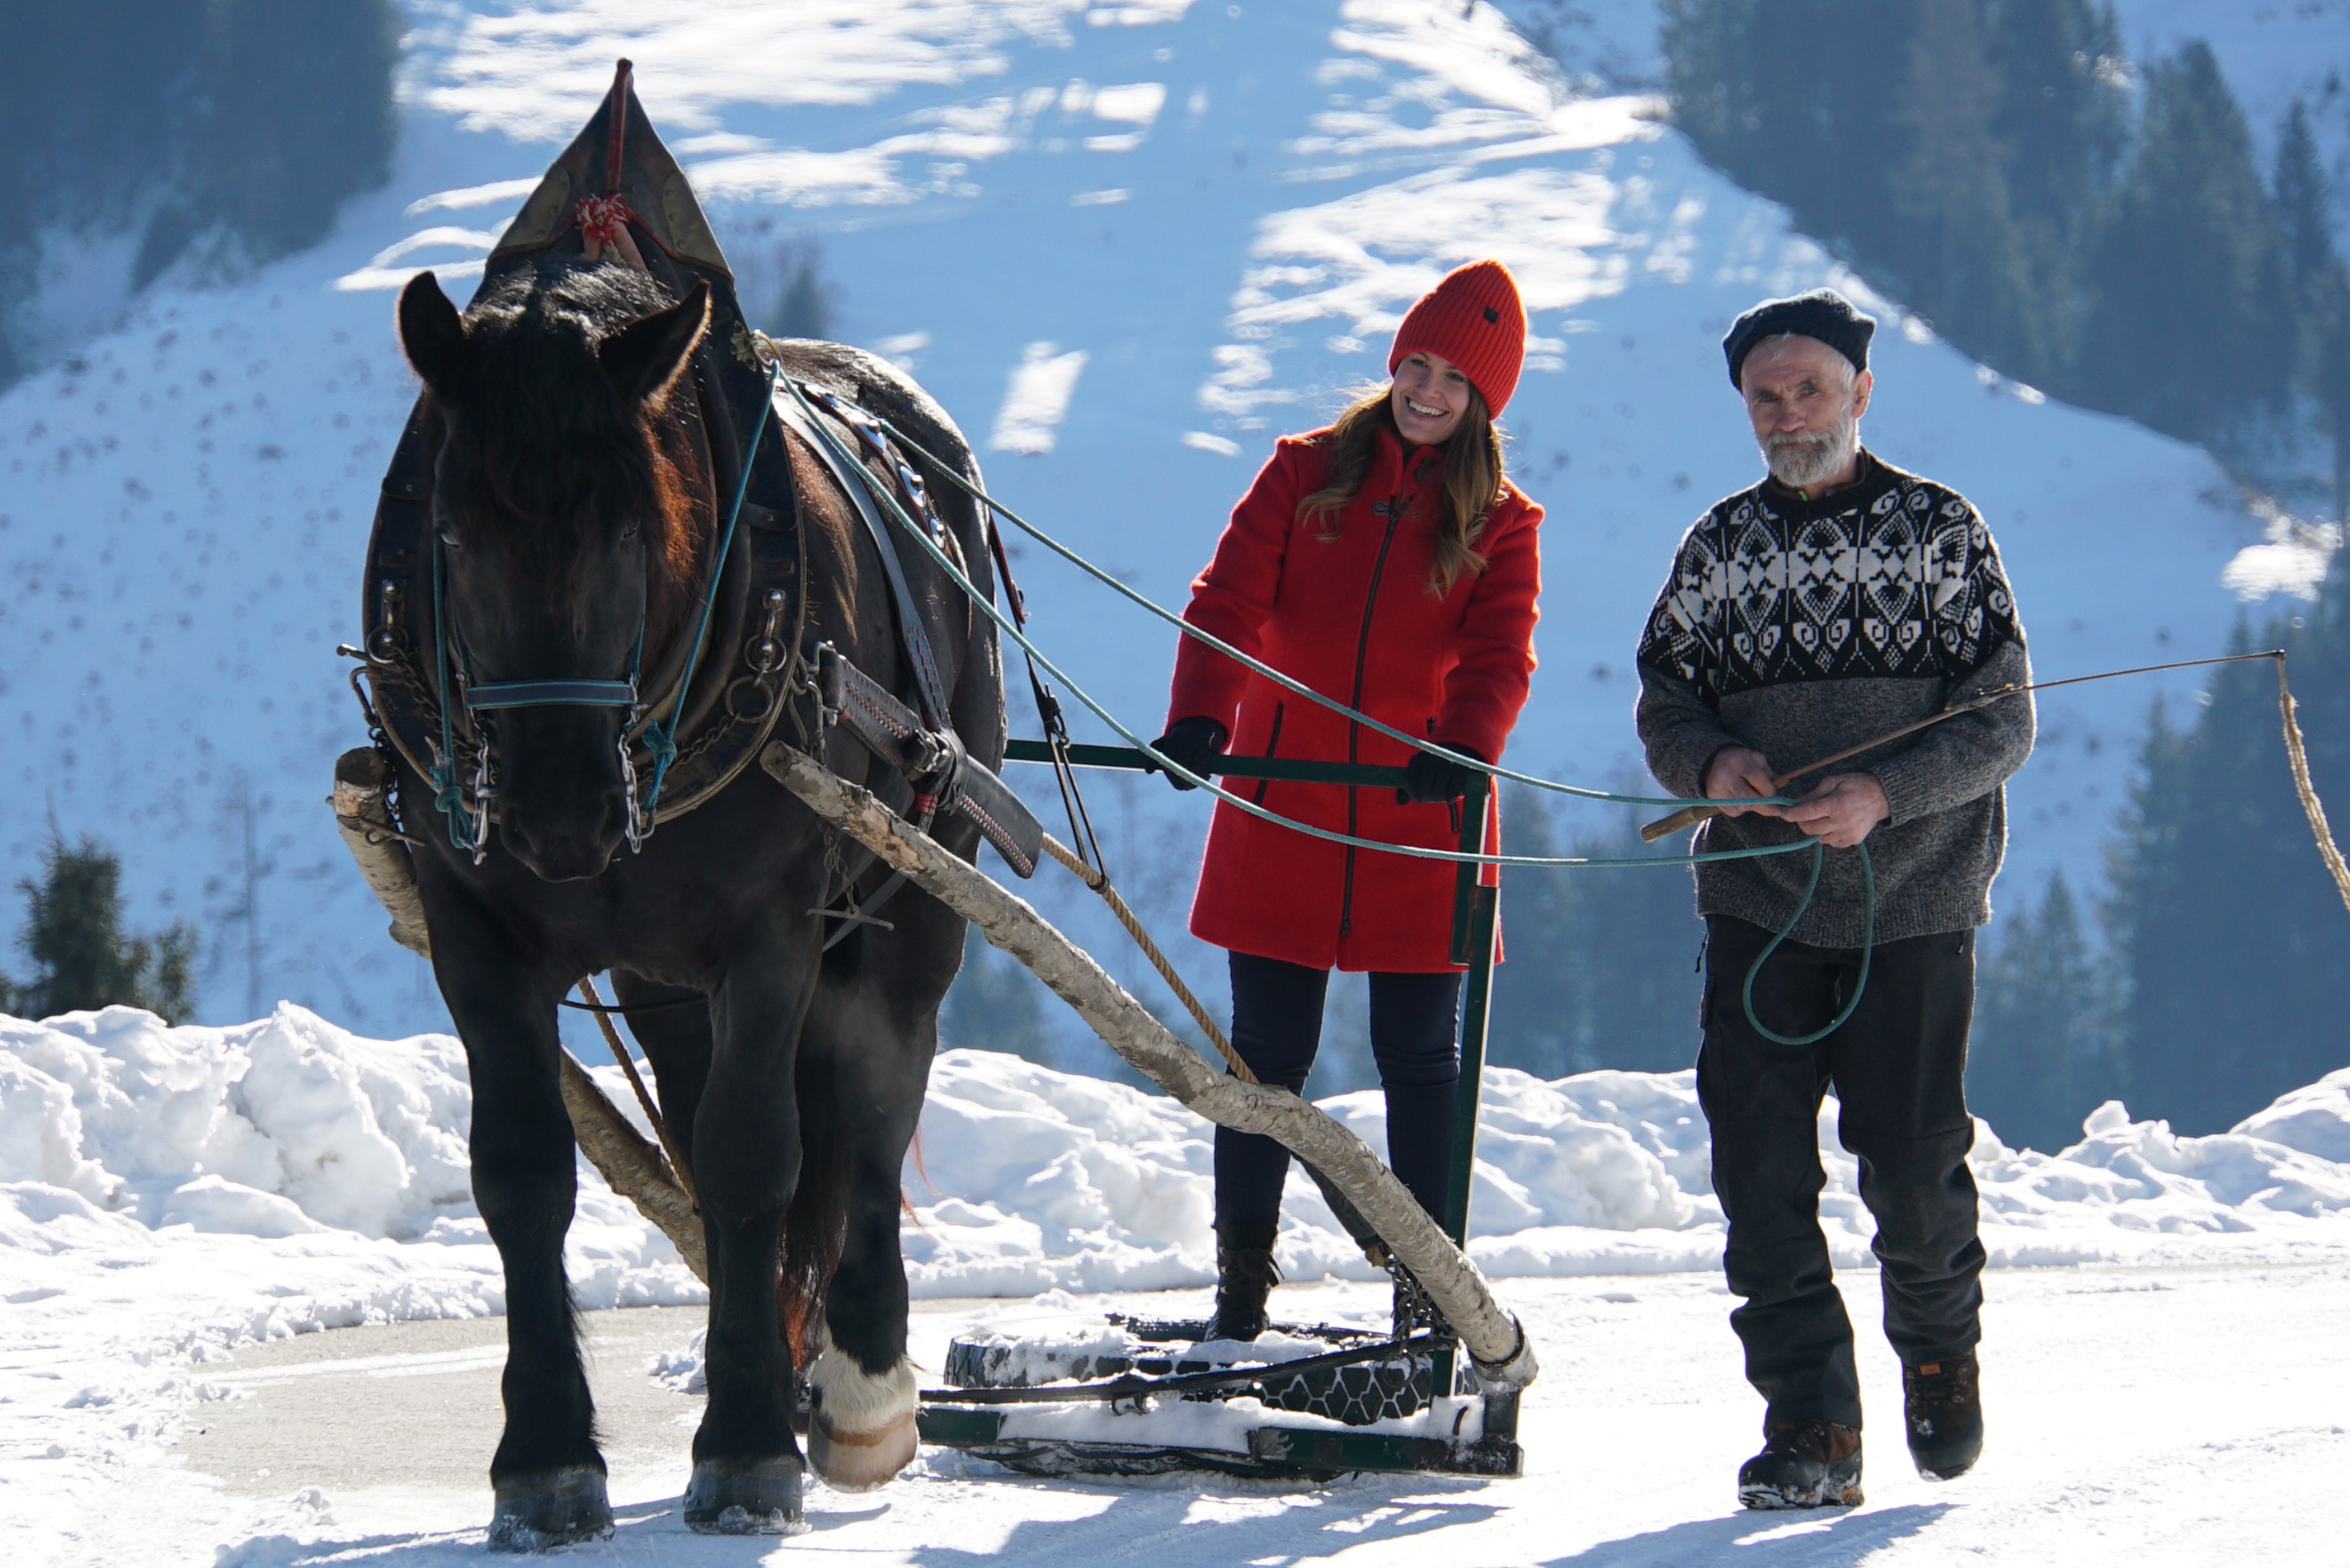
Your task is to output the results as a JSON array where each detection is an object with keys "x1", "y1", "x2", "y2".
[
  {"x1": 2107, "y1": 606, "x2": 2350, "y2": 1133},
  {"x1": 2311, "y1": 269, "x2": 2350, "y2": 523},
  {"x1": 1487, "y1": 786, "x2": 1581, "y2": 1077},
  {"x1": 1967, "y1": 871, "x2": 2123, "y2": 1151},
  {"x1": 2273, "y1": 101, "x2": 2338, "y2": 307},
  {"x1": 3, "y1": 838, "x2": 196, "y2": 1022},
  {"x1": 1893, "y1": 0, "x2": 2043, "y2": 371},
  {"x1": 1984, "y1": 0, "x2": 2127, "y2": 374},
  {"x1": 763, "y1": 242, "x2": 834, "y2": 341},
  {"x1": 1661, "y1": 0, "x2": 1920, "y2": 252},
  {"x1": 2077, "y1": 43, "x2": 2295, "y2": 443},
  {"x1": 1487, "y1": 788, "x2": 1706, "y2": 1078}
]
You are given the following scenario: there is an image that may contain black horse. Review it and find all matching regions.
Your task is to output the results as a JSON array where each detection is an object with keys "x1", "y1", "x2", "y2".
[{"x1": 382, "y1": 258, "x2": 1002, "y2": 1544}]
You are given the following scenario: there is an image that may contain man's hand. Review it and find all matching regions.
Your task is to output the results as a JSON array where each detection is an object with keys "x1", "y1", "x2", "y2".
[
  {"x1": 1704, "y1": 746, "x2": 1783, "y2": 818},
  {"x1": 1781, "y1": 773, "x2": 1890, "y2": 848}
]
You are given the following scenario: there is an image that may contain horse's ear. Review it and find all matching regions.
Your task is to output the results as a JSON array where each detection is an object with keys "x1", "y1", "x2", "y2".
[
  {"x1": 599, "y1": 280, "x2": 711, "y2": 406},
  {"x1": 398, "y1": 271, "x2": 468, "y2": 399}
]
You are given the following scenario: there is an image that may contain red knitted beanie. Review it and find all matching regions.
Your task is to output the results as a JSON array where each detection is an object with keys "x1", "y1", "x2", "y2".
[{"x1": 1388, "y1": 259, "x2": 1527, "y2": 417}]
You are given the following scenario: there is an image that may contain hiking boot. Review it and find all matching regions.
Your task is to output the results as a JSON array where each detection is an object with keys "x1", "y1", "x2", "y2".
[
  {"x1": 1204, "y1": 1243, "x2": 1279, "y2": 1343},
  {"x1": 1737, "y1": 1418, "x2": 1864, "y2": 1509},
  {"x1": 1903, "y1": 1353, "x2": 1984, "y2": 1480}
]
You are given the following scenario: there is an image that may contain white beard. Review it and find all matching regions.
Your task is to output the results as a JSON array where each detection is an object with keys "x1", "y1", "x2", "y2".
[{"x1": 1762, "y1": 411, "x2": 1859, "y2": 490}]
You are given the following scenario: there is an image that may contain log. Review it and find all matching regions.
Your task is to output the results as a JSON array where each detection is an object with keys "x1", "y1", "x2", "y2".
[
  {"x1": 330, "y1": 748, "x2": 433, "y2": 956},
  {"x1": 559, "y1": 1049, "x2": 708, "y2": 1284},
  {"x1": 759, "y1": 742, "x2": 1536, "y2": 1389}
]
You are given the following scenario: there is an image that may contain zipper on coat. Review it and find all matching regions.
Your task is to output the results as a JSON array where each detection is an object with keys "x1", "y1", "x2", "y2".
[
  {"x1": 1339, "y1": 493, "x2": 1405, "y2": 940},
  {"x1": 1252, "y1": 702, "x2": 1285, "y2": 805}
]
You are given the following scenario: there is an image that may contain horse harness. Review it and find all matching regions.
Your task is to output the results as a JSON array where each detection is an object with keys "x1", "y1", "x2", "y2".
[{"x1": 350, "y1": 360, "x2": 1043, "y2": 944}]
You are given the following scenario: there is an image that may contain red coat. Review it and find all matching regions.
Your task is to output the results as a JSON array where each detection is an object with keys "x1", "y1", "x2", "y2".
[{"x1": 1167, "y1": 425, "x2": 1543, "y2": 972}]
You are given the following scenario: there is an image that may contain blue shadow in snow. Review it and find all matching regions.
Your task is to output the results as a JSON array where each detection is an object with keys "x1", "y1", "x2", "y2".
[{"x1": 1546, "y1": 1501, "x2": 1956, "y2": 1565}]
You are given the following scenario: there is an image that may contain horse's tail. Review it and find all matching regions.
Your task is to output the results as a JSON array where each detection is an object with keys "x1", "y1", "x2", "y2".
[{"x1": 778, "y1": 1087, "x2": 851, "y2": 1365}]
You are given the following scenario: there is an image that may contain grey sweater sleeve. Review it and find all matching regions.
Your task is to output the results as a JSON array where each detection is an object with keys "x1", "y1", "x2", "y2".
[
  {"x1": 1637, "y1": 661, "x2": 1741, "y2": 800},
  {"x1": 1633, "y1": 519, "x2": 1738, "y2": 800},
  {"x1": 1864, "y1": 639, "x2": 2035, "y2": 826}
]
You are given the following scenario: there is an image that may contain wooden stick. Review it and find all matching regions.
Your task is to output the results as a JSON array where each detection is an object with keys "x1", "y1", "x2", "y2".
[
  {"x1": 576, "y1": 973, "x2": 699, "y2": 1209},
  {"x1": 1638, "y1": 651, "x2": 2288, "y2": 844},
  {"x1": 759, "y1": 741, "x2": 1537, "y2": 1388},
  {"x1": 557, "y1": 1048, "x2": 707, "y2": 1284}
]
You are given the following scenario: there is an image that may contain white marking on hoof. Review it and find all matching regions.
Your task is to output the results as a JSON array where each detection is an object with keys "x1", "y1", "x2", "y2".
[{"x1": 807, "y1": 1347, "x2": 918, "y2": 1491}]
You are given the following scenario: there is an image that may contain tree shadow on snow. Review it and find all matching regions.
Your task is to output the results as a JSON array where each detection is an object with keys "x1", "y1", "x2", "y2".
[{"x1": 1546, "y1": 1501, "x2": 1954, "y2": 1566}]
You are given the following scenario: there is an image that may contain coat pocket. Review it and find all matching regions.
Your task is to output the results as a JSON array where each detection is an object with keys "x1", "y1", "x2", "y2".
[{"x1": 1252, "y1": 702, "x2": 1285, "y2": 805}]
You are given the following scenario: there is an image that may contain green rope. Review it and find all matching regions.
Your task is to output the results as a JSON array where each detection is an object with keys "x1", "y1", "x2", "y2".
[
  {"x1": 864, "y1": 405, "x2": 1741, "y2": 812},
  {"x1": 794, "y1": 376, "x2": 1874, "y2": 1032},
  {"x1": 778, "y1": 375, "x2": 1812, "y2": 872},
  {"x1": 1738, "y1": 840, "x2": 1877, "y2": 1045}
]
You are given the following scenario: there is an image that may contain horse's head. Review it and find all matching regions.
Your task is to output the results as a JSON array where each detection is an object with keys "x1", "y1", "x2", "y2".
[{"x1": 398, "y1": 265, "x2": 711, "y2": 882}]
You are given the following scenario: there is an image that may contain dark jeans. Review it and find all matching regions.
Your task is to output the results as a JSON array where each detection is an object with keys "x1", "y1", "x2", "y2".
[
  {"x1": 1699, "y1": 915, "x2": 1986, "y2": 1430},
  {"x1": 1213, "y1": 951, "x2": 1463, "y2": 1249}
]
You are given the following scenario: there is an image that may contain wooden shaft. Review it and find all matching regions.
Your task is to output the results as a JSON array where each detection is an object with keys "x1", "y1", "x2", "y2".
[{"x1": 759, "y1": 740, "x2": 1537, "y2": 1387}]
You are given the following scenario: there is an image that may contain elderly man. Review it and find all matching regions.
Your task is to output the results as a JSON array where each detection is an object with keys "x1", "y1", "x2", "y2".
[{"x1": 1634, "y1": 289, "x2": 2032, "y2": 1509}]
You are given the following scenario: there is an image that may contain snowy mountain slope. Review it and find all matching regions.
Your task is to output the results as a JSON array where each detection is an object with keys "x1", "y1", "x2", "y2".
[{"x1": 0, "y1": 0, "x2": 2280, "y2": 1038}]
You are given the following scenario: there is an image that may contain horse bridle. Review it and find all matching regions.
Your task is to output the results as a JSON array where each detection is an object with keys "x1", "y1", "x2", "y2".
[{"x1": 426, "y1": 359, "x2": 782, "y2": 862}]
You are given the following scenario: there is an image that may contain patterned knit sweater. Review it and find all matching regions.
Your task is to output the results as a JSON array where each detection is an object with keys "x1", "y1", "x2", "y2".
[{"x1": 1634, "y1": 449, "x2": 2033, "y2": 946}]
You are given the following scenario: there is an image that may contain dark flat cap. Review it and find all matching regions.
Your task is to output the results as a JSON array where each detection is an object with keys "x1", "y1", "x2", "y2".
[{"x1": 1723, "y1": 289, "x2": 1877, "y2": 388}]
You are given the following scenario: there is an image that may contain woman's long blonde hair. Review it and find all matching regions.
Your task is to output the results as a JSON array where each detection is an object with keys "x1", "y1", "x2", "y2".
[{"x1": 1296, "y1": 383, "x2": 1506, "y2": 597}]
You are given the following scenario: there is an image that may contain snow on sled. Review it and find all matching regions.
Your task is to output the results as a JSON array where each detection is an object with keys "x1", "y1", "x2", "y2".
[{"x1": 918, "y1": 1308, "x2": 1523, "y2": 1480}]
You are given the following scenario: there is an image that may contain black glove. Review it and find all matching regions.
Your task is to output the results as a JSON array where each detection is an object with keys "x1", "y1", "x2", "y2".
[
  {"x1": 1148, "y1": 716, "x2": 1229, "y2": 791},
  {"x1": 1399, "y1": 744, "x2": 1486, "y2": 805}
]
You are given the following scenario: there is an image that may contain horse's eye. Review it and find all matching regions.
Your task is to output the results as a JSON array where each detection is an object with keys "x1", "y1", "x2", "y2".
[
  {"x1": 619, "y1": 520, "x2": 641, "y2": 541},
  {"x1": 438, "y1": 529, "x2": 463, "y2": 552}
]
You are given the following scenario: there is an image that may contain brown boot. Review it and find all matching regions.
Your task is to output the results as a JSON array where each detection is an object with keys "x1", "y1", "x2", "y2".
[
  {"x1": 1205, "y1": 1243, "x2": 1279, "y2": 1343},
  {"x1": 1904, "y1": 1353, "x2": 1984, "y2": 1480},
  {"x1": 1737, "y1": 1417, "x2": 1864, "y2": 1509}
]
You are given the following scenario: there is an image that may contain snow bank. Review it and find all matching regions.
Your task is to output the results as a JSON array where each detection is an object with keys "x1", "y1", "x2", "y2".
[
  {"x1": 7, "y1": 1007, "x2": 2350, "y2": 1348},
  {"x1": 0, "y1": 1005, "x2": 702, "y2": 1343}
]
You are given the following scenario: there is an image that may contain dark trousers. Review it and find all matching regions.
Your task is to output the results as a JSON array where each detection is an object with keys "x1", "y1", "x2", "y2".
[
  {"x1": 1699, "y1": 915, "x2": 1986, "y2": 1430},
  {"x1": 1213, "y1": 951, "x2": 1463, "y2": 1249}
]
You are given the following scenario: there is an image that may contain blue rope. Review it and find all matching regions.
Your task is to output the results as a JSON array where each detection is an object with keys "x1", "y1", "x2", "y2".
[
  {"x1": 778, "y1": 374, "x2": 1810, "y2": 871},
  {"x1": 428, "y1": 531, "x2": 482, "y2": 853},
  {"x1": 796, "y1": 378, "x2": 1875, "y2": 1029},
  {"x1": 861, "y1": 406, "x2": 1743, "y2": 812},
  {"x1": 637, "y1": 357, "x2": 784, "y2": 819},
  {"x1": 1737, "y1": 840, "x2": 1876, "y2": 1045}
]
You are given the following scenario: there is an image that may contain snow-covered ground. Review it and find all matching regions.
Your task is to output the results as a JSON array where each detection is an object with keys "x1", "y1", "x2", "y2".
[
  {"x1": 0, "y1": 0, "x2": 2309, "y2": 1045},
  {"x1": 5, "y1": 1004, "x2": 2350, "y2": 1564}
]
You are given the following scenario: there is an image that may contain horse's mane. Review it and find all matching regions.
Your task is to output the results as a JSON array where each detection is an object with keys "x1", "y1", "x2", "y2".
[{"x1": 453, "y1": 261, "x2": 707, "y2": 632}]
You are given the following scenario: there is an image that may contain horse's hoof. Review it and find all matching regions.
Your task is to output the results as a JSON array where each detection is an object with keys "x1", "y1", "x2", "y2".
[
  {"x1": 684, "y1": 1456, "x2": 807, "y2": 1535},
  {"x1": 487, "y1": 1466, "x2": 614, "y2": 1552},
  {"x1": 809, "y1": 1406, "x2": 918, "y2": 1491}
]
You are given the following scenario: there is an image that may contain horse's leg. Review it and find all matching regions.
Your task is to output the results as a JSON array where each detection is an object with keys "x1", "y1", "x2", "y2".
[
  {"x1": 683, "y1": 916, "x2": 824, "y2": 1533},
  {"x1": 428, "y1": 900, "x2": 612, "y2": 1551},
  {"x1": 803, "y1": 899, "x2": 959, "y2": 1490}
]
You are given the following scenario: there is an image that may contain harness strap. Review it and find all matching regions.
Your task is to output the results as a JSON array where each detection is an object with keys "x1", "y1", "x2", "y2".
[
  {"x1": 773, "y1": 383, "x2": 955, "y2": 728},
  {"x1": 468, "y1": 679, "x2": 637, "y2": 708}
]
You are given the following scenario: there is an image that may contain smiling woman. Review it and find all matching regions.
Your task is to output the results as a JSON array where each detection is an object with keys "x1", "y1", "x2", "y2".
[{"x1": 1148, "y1": 259, "x2": 1543, "y2": 1343}]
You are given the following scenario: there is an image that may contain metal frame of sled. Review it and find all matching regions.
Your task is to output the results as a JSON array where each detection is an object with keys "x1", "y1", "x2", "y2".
[{"x1": 915, "y1": 743, "x2": 1516, "y2": 1480}]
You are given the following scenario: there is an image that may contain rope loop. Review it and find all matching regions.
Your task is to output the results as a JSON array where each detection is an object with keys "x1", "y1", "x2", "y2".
[{"x1": 1738, "y1": 839, "x2": 1876, "y2": 1046}]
